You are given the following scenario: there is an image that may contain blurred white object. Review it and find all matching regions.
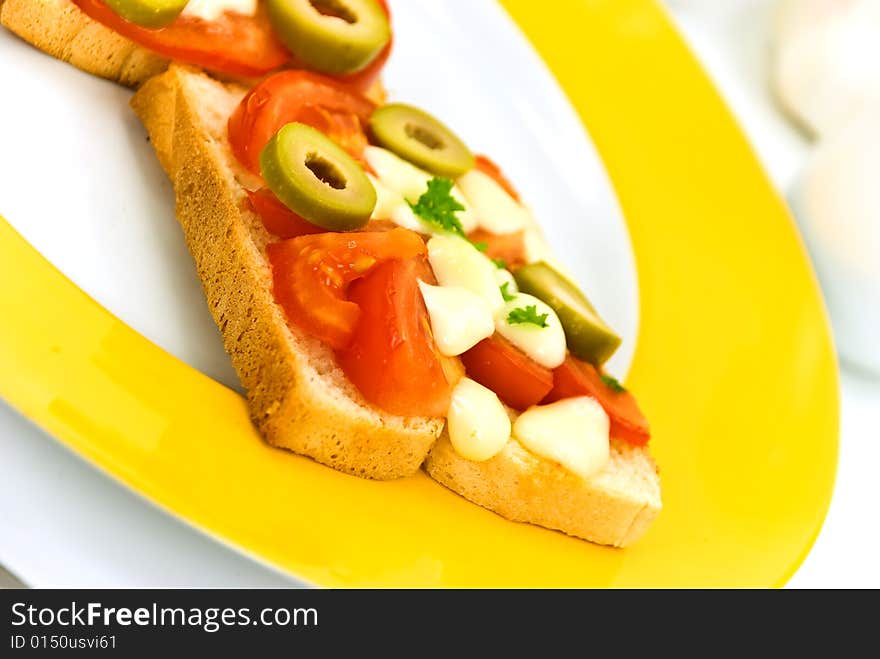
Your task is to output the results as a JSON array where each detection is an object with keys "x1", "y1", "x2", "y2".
[
  {"x1": 666, "y1": 0, "x2": 880, "y2": 590},
  {"x1": 773, "y1": 0, "x2": 880, "y2": 138},
  {"x1": 793, "y1": 109, "x2": 880, "y2": 373},
  {"x1": 770, "y1": 0, "x2": 880, "y2": 374}
]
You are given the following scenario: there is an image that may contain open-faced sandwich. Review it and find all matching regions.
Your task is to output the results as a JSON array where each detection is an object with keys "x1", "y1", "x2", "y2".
[
  {"x1": 6, "y1": 0, "x2": 661, "y2": 546},
  {"x1": 0, "y1": 0, "x2": 390, "y2": 91}
]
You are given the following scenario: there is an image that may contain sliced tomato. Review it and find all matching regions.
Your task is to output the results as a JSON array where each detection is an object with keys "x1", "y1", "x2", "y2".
[
  {"x1": 247, "y1": 188, "x2": 325, "y2": 239},
  {"x1": 363, "y1": 219, "x2": 400, "y2": 232},
  {"x1": 460, "y1": 336, "x2": 553, "y2": 411},
  {"x1": 467, "y1": 228, "x2": 527, "y2": 270},
  {"x1": 469, "y1": 156, "x2": 527, "y2": 268},
  {"x1": 544, "y1": 356, "x2": 651, "y2": 446},
  {"x1": 247, "y1": 188, "x2": 397, "y2": 239},
  {"x1": 293, "y1": 104, "x2": 371, "y2": 159},
  {"x1": 337, "y1": 258, "x2": 460, "y2": 417},
  {"x1": 475, "y1": 154, "x2": 520, "y2": 202},
  {"x1": 267, "y1": 228, "x2": 426, "y2": 350},
  {"x1": 72, "y1": 0, "x2": 289, "y2": 77},
  {"x1": 228, "y1": 70, "x2": 376, "y2": 174}
]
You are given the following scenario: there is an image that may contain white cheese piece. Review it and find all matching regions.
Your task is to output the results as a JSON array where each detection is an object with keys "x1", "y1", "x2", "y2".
[
  {"x1": 513, "y1": 397, "x2": 610, "y2": 479},
  {"x1": 390, "y1": 204, "x2": 429, "y2": 234},
  {"x1": 364, "y1": 146, "x2": 431, "y2": 201},
  {"x1": 182, "y1": 0, "x2": 257, "y2": 21},
  {"x1": 447, "y1": 378, "x2": 511, "y2": 461},
  {"x1": 457, "y1": 168, "x2": 531, "y2": 234},
  {"x1": 367, "y1": 173, "x2": 403, "y2": 220},
  {"x1": 366, "y1": 173, "x2": 428, "y2": 233},
  {"x1": 495, "y1": 292, "x2": 566, "y2": 369},
  {"x1": 427, "y1": 234, "x2": 505, "y2": 313},
  {"x1": 364, "y1": 147, "x2": 477, "y2": 232},
  {"x1": 523, "y1": 227, "x2": 552, "y2": 263},
  {"x1": 494, "y1": 267, "x2": 518, "y2": 292},
  {"x1": 418, "y1": 282, "x2": 495, "y2": 357}
]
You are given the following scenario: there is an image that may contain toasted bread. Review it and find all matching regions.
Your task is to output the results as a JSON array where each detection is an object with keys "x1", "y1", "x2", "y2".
[
  {"x1": 1, "y1": 0, "x2": 167, "y2": 87},
  {"x1": 425, "y1": 433, "x2": 660, "y2": 547},
  {"x1": 131, "y1": 65, "x2": 444, "y2": 479}
]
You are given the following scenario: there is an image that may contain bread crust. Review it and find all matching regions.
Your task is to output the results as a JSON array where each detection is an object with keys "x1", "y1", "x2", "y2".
[
  {"x1": 131, "y1": 65, "x2": 443, "y2": 479},
  {"x1": 424, "y1": 433, "x2": 661, "y2": 547},
  {"x1": 1, "y1": 0, "x2": 168, "y2": 87}
]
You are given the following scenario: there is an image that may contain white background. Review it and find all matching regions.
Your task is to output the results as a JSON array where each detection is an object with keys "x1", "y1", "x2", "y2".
[{"x1": 1, "y1": 0, "x2": 878, "y2": 587}]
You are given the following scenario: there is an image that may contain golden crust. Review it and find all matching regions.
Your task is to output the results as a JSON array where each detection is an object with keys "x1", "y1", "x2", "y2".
[{"x1": 424, "y1": 433, "x2": 661, "y2": 547}]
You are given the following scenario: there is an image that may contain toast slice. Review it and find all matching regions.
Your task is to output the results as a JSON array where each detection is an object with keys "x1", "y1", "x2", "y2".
[
  {"x1": 131, "y1": 65, "x2": 444, "y2": 479},
  {"x1": 425, "y1": 431, "x2": 660, "y2": 547},
  {"x1": 1, "y1": 0, "x2": 167, "y2": 87}
]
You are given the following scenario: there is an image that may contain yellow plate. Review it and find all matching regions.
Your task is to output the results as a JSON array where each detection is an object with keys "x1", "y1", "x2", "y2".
[{"x1": 0, "y1": 0, "x2": 838, "y2": 587}]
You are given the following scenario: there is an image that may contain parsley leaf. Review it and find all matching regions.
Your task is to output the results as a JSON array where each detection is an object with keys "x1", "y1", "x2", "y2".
[
  {"x1": 492, "y1": 258, "x2": 508, "y2": 269},
  {"x1": 506, "y1": 305, "x2": 549, "y2": 328},
  {"x1": 601, "y1": 374, "x2": 626, "y2": 393},
  {"x1": 407, "y1": 178, "x2": 466, "y2": 237},
  {"x1": 500, "y1": 282, "x2": 516, "y2": 302},
  {"x1": 471, "y1": 241, "x2": 489, "y2": 253}
]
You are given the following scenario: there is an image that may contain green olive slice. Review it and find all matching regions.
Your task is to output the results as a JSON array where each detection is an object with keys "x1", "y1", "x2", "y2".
[
  {"x1": 105, "y1": 0, "x2": 188, "y2": 29},
  {"x1": 260, "y1": 122, "x2": 376, "y2": 231},
  {"x1": 368, "y1": 104, "x2": 475, "y2": 178},
  {"x1": 514, "y1": 261, "x2": 622, "y2": 365},
  {"x1": 266, "y1": 0, "x2": 390, "y2": 75}
]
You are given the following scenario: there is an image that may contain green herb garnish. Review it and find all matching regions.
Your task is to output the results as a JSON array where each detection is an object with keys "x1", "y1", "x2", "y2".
[
  {"x1": 601, "y1": 374, "x2": 626, "y2": 393},
  {"x1": 471, "y1": 241, "x2": 489, "y2": 253},
  {"x1": 506, "y1": 305, "x2": 549, "y2": 328},
  {"x1": 492, "y1": 258, "x2": 508, "y2": 269},
  {"x1": 500, "y1": 282, "x2": 516, "y2": 302},
  {"x1": 408, "y1": 178, "x2": 465, "y2": 237}
]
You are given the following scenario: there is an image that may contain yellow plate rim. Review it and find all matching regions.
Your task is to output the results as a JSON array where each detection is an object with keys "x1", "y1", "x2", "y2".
[{"x1": 0, "y1": 0, "x2": 838, "y2": 587}]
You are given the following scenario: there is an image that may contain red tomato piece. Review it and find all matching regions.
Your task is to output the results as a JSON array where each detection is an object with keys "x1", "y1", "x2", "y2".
[
  {"x1": 475, "y1": 154, "x2": 521, "y2": 202},
  {"x1": 72, "y1": 0, "x2": 290, "y2": 77},
  {"x1": 467, "y1": 228, "x2": 527, "y2": 271},
  {"x1": 247, "y1": 188, "x2": 325, "y2": 239},
  {"x1": 337, "y1": 258, "x2": 459, "y2": 417},
  {"x1": 544, "y1": 356, "x2": 651, "y2": 446},
  {"x1": 228, "y1": 70, "x2": 376, "y2": 175},
  {"x1": 267, "y1": 228, "x2": 426, "y2": 350},
  {"x1": 460, "y1": 336, "x2": 553, "y2": 411}
]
